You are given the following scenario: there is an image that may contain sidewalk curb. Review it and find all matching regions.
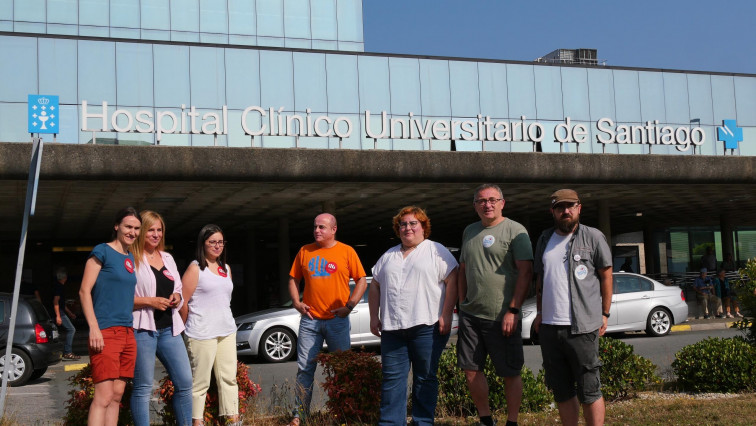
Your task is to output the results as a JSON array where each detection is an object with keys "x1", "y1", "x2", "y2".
[{"x1": 671, "y1": 321, "x2": 737, "y2": 333}]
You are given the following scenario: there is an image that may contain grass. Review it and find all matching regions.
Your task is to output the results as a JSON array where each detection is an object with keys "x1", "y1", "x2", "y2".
[{"x1": 240, "y1": 392, "x2": 756, "y2": 425}]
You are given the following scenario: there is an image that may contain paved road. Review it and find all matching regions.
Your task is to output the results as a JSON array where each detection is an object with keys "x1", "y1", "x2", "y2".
[{"x1": 5, "y1": 322, "x2": 742, "y2": 424}]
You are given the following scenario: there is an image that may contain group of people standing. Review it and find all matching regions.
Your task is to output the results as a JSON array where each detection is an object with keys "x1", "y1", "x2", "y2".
[
  {"x1": 78, "y1": 207, "x2": 239, "y2": 426},
  {"x1": 286, "y1": 184, "x2": 613, "y2": 426}
]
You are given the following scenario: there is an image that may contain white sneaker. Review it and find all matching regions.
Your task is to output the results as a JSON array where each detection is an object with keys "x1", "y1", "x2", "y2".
[
  {"x1": 736, "y1": 312, "x2": 743, "y2": 318},
  {"x1": 726, "y1": 313, "x2": 734, "y2": 318}
]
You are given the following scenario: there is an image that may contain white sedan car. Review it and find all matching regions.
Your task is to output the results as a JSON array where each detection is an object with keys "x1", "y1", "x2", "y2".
[
  {"x1": 235, "y1": 278, "x2": 459, "y2": 362},
  {"x1": 522, "y1": 272, "x2": 688, "y2": 343}
]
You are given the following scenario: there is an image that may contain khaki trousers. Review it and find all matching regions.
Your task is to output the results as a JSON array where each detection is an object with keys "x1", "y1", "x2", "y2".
[{"x1": 186, "y1": 333, "x2": 238, "y2": 419}]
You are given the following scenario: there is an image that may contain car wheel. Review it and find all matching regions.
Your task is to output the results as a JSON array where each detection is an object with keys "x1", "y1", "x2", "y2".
[
  {"x1": 260, "y1": 328, "x2": 296, "y2": 363},
  {"x1": 646, "y1": 307, "x2": 672, "y2": 337},
  {"x1": 30, "y1": 367, "x2": 47, "y2": 381},
  {"x1": 0, "y1": 348, "x2": 34, "y2": 386}
]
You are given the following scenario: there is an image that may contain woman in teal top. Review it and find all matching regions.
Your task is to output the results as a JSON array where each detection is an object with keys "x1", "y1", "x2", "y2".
[{"x1": 79, "y1": 207, "x2": 141, "y2": 426}]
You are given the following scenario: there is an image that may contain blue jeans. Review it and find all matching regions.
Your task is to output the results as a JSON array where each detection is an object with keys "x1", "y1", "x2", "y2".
[
  {"x1": 379, "y1": 323, "x2": 449, "y2": 426},
  {"x1": 294, "y1": 315, "x2": 350, "y2": 419},
  {"x1": 131, "y1": 327, "x2": 193, "y2": 426},
  {"x1": 59, "y1": 314, "x2": 75, "y2": 354}
]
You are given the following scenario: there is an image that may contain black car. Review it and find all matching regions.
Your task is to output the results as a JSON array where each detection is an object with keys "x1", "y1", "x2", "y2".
[{"x1": 0, "y1": 293, "x2": 63, "y2": 386}]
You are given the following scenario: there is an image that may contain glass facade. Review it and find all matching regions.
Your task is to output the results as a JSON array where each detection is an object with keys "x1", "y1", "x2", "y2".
[{"x1": 0, "y1": 1, "x2": 754, "y2": 155}]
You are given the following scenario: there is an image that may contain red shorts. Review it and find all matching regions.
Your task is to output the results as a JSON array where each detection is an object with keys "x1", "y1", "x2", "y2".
[{"x1": 89, "y1": 326, "x2": 136, "y2": 383}]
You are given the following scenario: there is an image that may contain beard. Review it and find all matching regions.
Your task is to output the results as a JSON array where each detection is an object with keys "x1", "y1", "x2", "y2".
[{"x1": 555, "y1": 215, "x2": 579, "y2": 234}]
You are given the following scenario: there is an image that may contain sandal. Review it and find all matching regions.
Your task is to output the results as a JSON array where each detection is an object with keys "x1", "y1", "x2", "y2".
[{"x1": 62, "y1": 353, "x2": 81, "y2": 360}]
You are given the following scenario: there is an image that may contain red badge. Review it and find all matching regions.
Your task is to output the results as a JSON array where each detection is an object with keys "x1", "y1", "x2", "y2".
[
  {"x1": 217, "y1": 266, "x2": 227, "y2": 277},
  {"x1": 326, "y1": 262, "x2": 337, "y2": 274},
  {"x1": 163, "y1": 269, "x2": 174, "y2": 281},
  {"x1": 124, "y1": 258, "x2": 134, "y2": 274}
]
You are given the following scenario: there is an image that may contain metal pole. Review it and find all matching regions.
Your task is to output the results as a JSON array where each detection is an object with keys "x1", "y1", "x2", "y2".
[{"x1": 0, "y1": 137, "x2": 43, "y2": 414}]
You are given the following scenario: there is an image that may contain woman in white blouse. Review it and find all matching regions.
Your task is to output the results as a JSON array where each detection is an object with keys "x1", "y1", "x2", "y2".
[{"x1": 368, "y1": 206, "x2": 458, "y2": 425}]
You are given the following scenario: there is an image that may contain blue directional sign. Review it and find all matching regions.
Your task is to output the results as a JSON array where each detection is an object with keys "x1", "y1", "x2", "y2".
[
  {"x1": 717, "y1": 119, "x2": 743, "y2": 150},
  {"x1": 27, "y1": 95, "x2": 60, "y2": 134}
]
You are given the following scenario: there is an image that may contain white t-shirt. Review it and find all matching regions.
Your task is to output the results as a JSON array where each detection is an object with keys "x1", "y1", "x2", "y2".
[
  {"x1": 541, "y1": 232, "x2": 572, "y2": 325},
  {"x1": 372, "y1": 239, "x2": 458, "y2": 331},
  {"x1": 185, "y1": 261, "x2": 237, "y2": 339}
]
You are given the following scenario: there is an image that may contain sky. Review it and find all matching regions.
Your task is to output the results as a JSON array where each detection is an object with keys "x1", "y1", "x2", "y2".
[{"x1": 362, "y1": 1, "x2": 756, "y2": 74}]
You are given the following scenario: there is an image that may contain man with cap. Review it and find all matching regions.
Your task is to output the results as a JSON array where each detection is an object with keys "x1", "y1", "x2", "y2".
[
  {"x1": 533, "y1": 189, "x2": 612, "y2": 426},
  {"x1": 693, "y1": 268, "x2": 715, "y2": 319},
  {"x1": 457, "y1": 183, "x2": 533, "y2": 426}
]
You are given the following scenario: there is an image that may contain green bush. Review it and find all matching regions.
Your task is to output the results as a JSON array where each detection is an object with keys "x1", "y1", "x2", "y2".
[
  {"x1": 672, "y1": 336, "x2": 756, "y2": 393},
  {"x1": 436, "y1": 344, "x2": 553, "y2": 416},
  {"x1": 736, "y1": 258, "x2": 756, "y2": 345},
  {"x1": 316, "y1": 350, "x2": 382, "y2": 424},
  {"x1": 64, "y1": 364, "x2": 133, "y2": 426},
  {"x1": 599, "y1": 337, "x2": 660, "y2": 401}
]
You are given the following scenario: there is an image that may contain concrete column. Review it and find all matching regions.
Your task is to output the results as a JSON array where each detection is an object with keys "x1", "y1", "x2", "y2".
[
  {"x1": 720, "y1": 213, "x2": 735, "y2": 261},
  {"x1": 598, "y1": 200, "x2": 612, "y2": 243},
  {"x1": 243, "y1": 231, "x2": 258, "y2": 311},
  {"x1": 278, "y1": 217, "x2": 290, "y2": 303},
  {"x1": 322, "y1": 200, "x2": 336, "y2": 214},
  {"x1": 643, "y1": 223, "x2": 657, "y2": 275}
]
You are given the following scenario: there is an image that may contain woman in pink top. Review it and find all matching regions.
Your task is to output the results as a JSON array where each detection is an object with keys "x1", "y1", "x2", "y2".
[{"x1": 130, "y1": 211, "x2": 192, "y2": 426}]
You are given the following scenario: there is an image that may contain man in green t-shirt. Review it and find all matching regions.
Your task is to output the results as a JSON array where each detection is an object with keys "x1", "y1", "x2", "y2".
[{"x1": 458, "y1": 183, "x2": 534, "y2": 426}]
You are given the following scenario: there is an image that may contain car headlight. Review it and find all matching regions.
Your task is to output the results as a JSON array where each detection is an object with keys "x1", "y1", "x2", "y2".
[{"x1": 237, "y1": 321, "x2": 256, "y2": 331}]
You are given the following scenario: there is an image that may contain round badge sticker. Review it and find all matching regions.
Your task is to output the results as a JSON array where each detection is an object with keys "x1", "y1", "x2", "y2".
[
  {"x1": 124, "y1": 258, "x2": 134, "y2": 274},
  {"x1": 163, "y1": 269, "x2": 174, "y2": 281},
  {"x1": 217, "y1": 266, "x2": 227, "y2": 277},
  {"x1": 326, "y1": 262, "x2": 337, "y2": 274},
  {"x1": 574, "y1": 264, "x2": 588, "y2": 280},
  {"x1": 482, "y1": 235, "x2": 495, "y2": 248},
  {"x1": 573, "y1": 254, "x2": 581, "y2": 261}
]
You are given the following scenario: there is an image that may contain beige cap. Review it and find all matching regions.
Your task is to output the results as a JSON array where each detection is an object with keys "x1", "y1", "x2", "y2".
[{"x1": 550, "y1": 189, "x2": 580, "y2": 206}]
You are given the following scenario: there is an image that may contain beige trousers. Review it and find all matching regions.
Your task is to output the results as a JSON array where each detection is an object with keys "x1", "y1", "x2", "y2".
[{"x1": 186, "y1": 333, "x2": 239, "y2": 419}]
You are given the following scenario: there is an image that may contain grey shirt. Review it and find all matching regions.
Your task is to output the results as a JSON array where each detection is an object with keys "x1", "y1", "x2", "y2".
[{"x1": 534, "y1": 224, "x2": 612, "y2": 334}]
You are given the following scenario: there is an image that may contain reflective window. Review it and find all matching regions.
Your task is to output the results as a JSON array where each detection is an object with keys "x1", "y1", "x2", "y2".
[
  {"x1": 507, "y1": 64, "x2": 536, "y2": 119},
  {"x1": 285, "y1": 38, "x2": 310, "y2": 49},
  {"x1": 111, "y1": 0, "x2": 140, "y2": 29},
  {"x1": 561, "y1": 67, "x2": 589, "y2": 121},
  {"x1": 478, "y1": 62, "x2": 508, "y2": 118},
  {"x1": 153, "y1": 44, "x2": 190, "y2": 107},
  {"x1": 613, "y1": 70, "x2": 641, "y2": 123},
  {"x1": 449, "y1": 61, "x2": 478, "y2": 118},
  {"x1": 338, "y1": 41, "x2": 363, "y2": 52},
  {"x1": 734, "y1": 77, "x2": 756, "y2": 126},
  {"x1": 389, "y1": 58, "x2": 421, "y2": 115},
  {"x1": 711, "y1": 75, "x2": 736, "y2": 124},
  {"x1": 337, "y1": 0, "x2": 363, "y2": 42},
  {"x1": 663, "y1": 73, "x2": 689, "y2": 125},
  {"x1": 225, "y1": 48, "x2": 260, "y2": 109},
  {"x1": 47, "y1": 23, "x2": 78, "y2": 35},
  {"x1": 0, "y1": 103, "x2": 29, "y2": 141},
  {"x1": 0, "y1": 0, "x2": 11, "y2": 20},
  {"x1": 78, "y1": 40, "x2": 116, "y2": 104},
  {"x1": 39, "y1": 38, "x2": 77, "y2": 104},
  {"x1": 260, "y1": 51, "x2": 294, "y2": 110},
  {"x1": 293, "y1": 52, "x2": 327, "y2": 113},
  {"x1": 190, "y1": 46, "x2": 226, "y2": 108},
  {"x1": 171, "y1": 0, "x2": 199, "y2": 32},
  {"x1": 284, "y1": 0, "x2": 311, "y2": 39},
  {"x1": 358, "y1": 56, "x2": 390, "y2": 114},
  {"x1": 534, "y1": 66, "x2": 562, "y2": 120},
  {"x1": 200, "y1": 0, "x2": 228, "y2": 34},
  {"x1": 311, "y1": 0, "x2": 337, "y2": 41},
  {"x1": 420, "y1": 59, "x2": 451, "y2": 117},
  {"x1": 48, "y1": 0, "x2": 78, "y2": 25},
  {"x1": 326, "y1": 54, "x2": 358, "y2": 114},
  {"x1": 142, "y1": 0, "x2": 170, "y2": 30},
  {"x1": 56, "y1": 104, "x2": 79, "y2": 143},
  {"x1": 14, "y1": 0, "x2": 45, "y2": 23},
  {"x1": 79, "y1": 0, "x2": 108, "y2": 27},
  {"x1": 587, "y1": 69, "x2": 614, "y2": 155},
  {"x1": 638, "y1": 71, "x2": 665, "y2": 122},
  {"x1": 257, "y1": 0, "x2": 284, "y2": 37},
  {"x1": 115, "y1": 43, "x2": 154, "y2": 107},
  {"x1": 687, "y1": 74, "x2": 713, "y2": 126},
  {"x1": 228, "y1": 0, "x2": 255, "y2": 35}
]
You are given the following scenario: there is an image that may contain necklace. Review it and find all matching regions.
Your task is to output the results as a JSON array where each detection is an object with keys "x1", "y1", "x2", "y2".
[{"x1": 401, "y1": 244, "x2": 417, "y2": 254}]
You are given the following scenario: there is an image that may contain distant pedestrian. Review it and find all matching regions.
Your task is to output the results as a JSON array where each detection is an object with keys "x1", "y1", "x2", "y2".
[
  {"x1": 79, "y1": 207, "x2": 141, "y2": 426},
  {"x1": 693, "y1": 268, "x2": 715, "y2": 319},
  {"x1": 53, "y1": 267, "x2": 80, "y2": 360}
]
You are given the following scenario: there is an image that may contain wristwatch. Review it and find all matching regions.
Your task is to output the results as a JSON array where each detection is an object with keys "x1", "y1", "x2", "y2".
[
  {"x1": 346, "y1": 301, "x2": 356, "y2": 311},
  {"x1": 602, "y1": 311, "x2": 611, "y2": 318},
  {"x1": 508, "y1": 306, "x2": 520, "y2": 315}
]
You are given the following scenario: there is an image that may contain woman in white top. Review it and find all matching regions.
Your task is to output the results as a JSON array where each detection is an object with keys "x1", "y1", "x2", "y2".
[
  {"x1": 368, "y1": 206, "x2": 459, "y2": 425},
  {"x1": 180, "y1": 224, "x2": 239, "y2": 426}
]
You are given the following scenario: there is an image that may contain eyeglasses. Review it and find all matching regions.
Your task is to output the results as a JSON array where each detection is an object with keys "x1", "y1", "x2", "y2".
[
  {"x1": 399, "y1": 221, "x2": 420, "y2": 228},
  {"x1": 553, "y1": 202, "x2": 579, "y2": 211},
  {"x1": 207, "y1": 240, "x2": 227, "y2": 247},
  {"x1": 474, "y1": 198, "x2": 503, "y2": 206}
]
